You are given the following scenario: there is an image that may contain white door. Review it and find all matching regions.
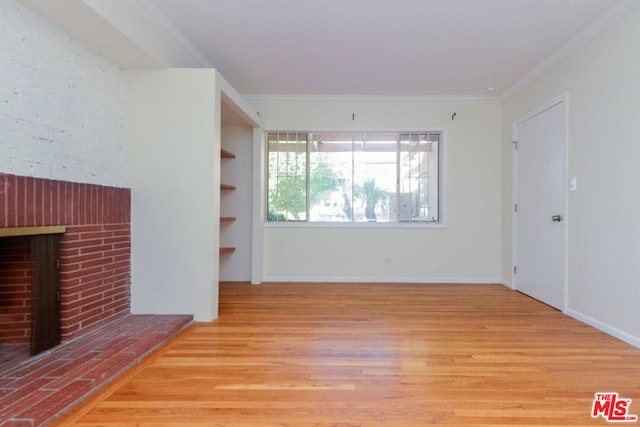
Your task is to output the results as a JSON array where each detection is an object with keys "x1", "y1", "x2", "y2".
[{"x1": 514, "y1": 98, "x2": 567, "y2": 310}]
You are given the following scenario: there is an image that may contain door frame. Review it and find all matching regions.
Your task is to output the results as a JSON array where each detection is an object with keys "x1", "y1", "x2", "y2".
[{"x1": 512, "y1": 93, "x2": 569, "y2": 312}]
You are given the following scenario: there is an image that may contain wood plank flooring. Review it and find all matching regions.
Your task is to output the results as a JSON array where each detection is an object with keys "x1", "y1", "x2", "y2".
[{"x1": 56, "y1": 282, "x2": 640, "y2": 426}]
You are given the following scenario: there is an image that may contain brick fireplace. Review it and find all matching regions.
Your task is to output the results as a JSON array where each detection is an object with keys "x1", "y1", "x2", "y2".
[{"x1": 0, "y1": 173, "x2": 131, "y2": 351}]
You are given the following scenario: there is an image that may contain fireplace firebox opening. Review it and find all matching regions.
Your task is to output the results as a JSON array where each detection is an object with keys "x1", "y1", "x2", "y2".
[{"x1": 0, "y1": 227, "x2": 65, "y2": 357}]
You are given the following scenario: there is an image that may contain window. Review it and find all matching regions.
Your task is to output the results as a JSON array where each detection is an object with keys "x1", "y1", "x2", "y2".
[{"x1": 267, "y1": 131, "x2": 441, "y2": 223}]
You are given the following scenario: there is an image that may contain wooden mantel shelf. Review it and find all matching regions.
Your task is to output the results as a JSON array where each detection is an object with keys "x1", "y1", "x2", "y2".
[
  {"x1": 0, "y1": 226, "x2": 66, "y2": 238},
  {"x1": 219, "y1": 247, "x2": 236, "y2": 255},
  {"x1": 220, "y1": 183, "x2": 236, "y2": 191},
  {"x1": 220, "y1": 217, "x2": 236, "y2": 223}
]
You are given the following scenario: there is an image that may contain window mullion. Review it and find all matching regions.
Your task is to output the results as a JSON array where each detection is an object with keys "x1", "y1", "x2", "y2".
[
  {"x1": 417, "y1": 132, "x2": 423, "y2": 223},
  {"x1": 305, "y1": 133, "x2": 310, "y2": 222},
  {"x1": 351, "y1": 134, "x2": 355, "y2": 222},
  {"x1": 286, "y1": 132, "x2": 290, "y2": 219},
  {"x1": 396, "y1": 134, "x2": 401, "y2": 223}
]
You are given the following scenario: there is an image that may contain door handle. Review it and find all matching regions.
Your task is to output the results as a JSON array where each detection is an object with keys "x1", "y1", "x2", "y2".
[{"x1": 551, "y1": 214, "x2": 563, "y2": 222}]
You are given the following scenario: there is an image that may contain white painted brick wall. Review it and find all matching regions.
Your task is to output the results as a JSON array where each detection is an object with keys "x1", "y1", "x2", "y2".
[{"x1": 0, "y1": 0, "x2": 124, "y2": 186}]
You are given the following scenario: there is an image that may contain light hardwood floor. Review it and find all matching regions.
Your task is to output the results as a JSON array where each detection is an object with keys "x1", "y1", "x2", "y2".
[{"x1": 57, "y1": 282, "x2": 640, "y2": 426}]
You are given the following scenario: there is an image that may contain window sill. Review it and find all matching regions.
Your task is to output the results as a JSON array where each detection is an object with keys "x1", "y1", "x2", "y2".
[{"x1": 264, "y1": 221, "x2": 447, "y2": 229}]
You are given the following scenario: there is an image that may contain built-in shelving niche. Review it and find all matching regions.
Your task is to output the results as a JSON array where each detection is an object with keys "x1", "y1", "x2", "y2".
[
  {"x1": 219, "y1": 99, "x2": 255, "y2": 281},
  {"x1": 219, "y1": 148, "x2": 236, "y2": 256}
]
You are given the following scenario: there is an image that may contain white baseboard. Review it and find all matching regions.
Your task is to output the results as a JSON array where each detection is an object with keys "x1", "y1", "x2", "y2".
[
  {"x1": 262, "y1": 276, "x2": 502, "y2": 284},
  {"x1": 565, "y1": 308, "x2": 640, "y2": 349}
]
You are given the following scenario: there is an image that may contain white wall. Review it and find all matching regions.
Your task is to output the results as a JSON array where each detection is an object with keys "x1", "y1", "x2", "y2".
[
  {"x1": 220, "y1": 125, "x2": 254, "y2": 281},
  {"x1": 0, "y1": 0, "x2": 124, "y2": 186},
  {"x1": 124, "y1": 69, "x2": 261, "y2": 320},
  {"x1": 250, "y1": 98, "x2": 502, "y2": 283},
  {"x1": 125, "y1": 69, "x2": 218, "y2": 321},
  {"x1": 501, "y1": 6, "x2": 640, "y2": 345}
]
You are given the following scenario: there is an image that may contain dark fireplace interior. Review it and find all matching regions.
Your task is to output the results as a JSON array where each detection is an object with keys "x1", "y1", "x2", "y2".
[
  {"x1": 0, "y1": 231, "x2": 63, "y2": 371},
  {"x1": 0, "y1": 236, "x2": 33, "y2": 367},
  {"x1": 0, "y1": 236, "x2": 32, "y2": 347}
]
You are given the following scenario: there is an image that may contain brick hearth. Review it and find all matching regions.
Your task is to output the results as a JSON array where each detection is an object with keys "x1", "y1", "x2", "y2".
[{"x1": 0, "y1": 314, "x2": 193, "y2": 425}]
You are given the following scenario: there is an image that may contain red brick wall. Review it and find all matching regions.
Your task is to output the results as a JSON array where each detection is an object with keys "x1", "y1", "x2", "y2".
[
  {"x1": 0, "y1": 173, "x2": 131, "y2": 342},
  {"x1": 59, "y1": 225, "x2": 131, "y2": 340},
  {"x1": 0, "y1": 237, "x2": 32, "y2": 344}
]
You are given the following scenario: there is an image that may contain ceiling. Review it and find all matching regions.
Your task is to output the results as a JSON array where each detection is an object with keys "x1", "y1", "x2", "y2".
[{"x1": 22, "y1": 0, "x2": 637, "y2": 98}]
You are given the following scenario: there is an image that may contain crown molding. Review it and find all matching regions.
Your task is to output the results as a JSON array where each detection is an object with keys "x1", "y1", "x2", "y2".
[
  {"x1": 501, "y1": 0, "x2": 640, "y2": 101},
  {"x1": 245, "y1": 94, "x2": 501, "y2": 104},
  {"x1": 128, "y1": 0, "x2": 211, "y2": 68}
]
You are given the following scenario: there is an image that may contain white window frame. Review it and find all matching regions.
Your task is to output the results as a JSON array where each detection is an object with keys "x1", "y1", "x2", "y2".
[{"x1": 264, "y1": 129, "x2": 447, "y2": 229}]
